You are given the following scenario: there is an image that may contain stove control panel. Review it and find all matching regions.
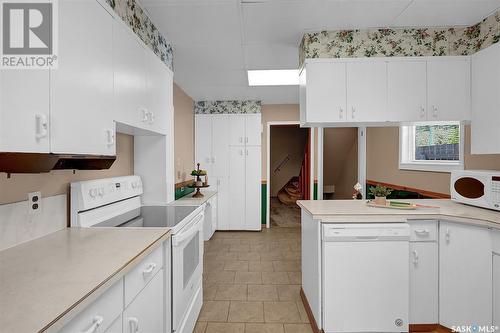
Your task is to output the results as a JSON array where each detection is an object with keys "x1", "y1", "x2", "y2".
[{"x1": 71, "y1": 176, "x2": 143, "y2": 212}]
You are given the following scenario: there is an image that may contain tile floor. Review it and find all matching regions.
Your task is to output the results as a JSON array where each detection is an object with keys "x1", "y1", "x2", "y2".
[{"x1": 196, "y1": 226, "x2": 311, "y2": 333}]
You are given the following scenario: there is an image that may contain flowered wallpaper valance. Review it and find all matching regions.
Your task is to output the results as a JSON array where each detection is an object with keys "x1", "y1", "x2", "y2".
[
  {"x1": 300, "y1": 9, "x2": 500, "y2": 66},
  {"x1": 194, "y1": 101, "x2": 262, "y2": 114},
  {"x1": 106, "y1": 0, "x2": 173, "y2": 71}
]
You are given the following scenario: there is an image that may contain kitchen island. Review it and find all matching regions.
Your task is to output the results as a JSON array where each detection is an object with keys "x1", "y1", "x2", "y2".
[
  {"x1": 0, "y1": 227, "x2": 170, "y2": 333},
  {"x1": 298, "y1": 199, "x2": 500, "y2": 333}
]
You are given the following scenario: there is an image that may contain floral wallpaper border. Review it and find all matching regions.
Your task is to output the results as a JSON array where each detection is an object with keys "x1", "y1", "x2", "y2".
[
  {"x1": 106, "y1": 0, "x2": 173, "y2": 71},
  {"x1": 194, "y1": 101, "x2": 262, "y2": 114},
  {"x1": 300, "y1": 9, "x2": 500, "y2": 66}
]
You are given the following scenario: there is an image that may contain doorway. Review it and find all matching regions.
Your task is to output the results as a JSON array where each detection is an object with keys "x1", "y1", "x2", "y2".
[{"x1": 267, "y1": 123, "x2": 310, "y2": 228}]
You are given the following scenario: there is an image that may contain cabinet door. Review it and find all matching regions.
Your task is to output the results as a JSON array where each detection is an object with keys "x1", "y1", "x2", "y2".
[
  {"x1": 195, "y1": 115, "x2": 213, "y2": 175},
  {"x1": 439, "y1": 222, "x2": 492, "y2": 327},
  {"x1": 471, "y1": 43, "x2": 500, "y2": 154},
  {"x1": 0, "y1": 70, "x2": 49, "y2": 153},
  {"x1": 387, "y1": 61, "x2": 427, "y2": 122},
  {"x1": 409, "y1": 242, "x2": 438, "y2": 324},
  {"x1": 215, "y1": 177, "x2": 229, "y2": 230},
  {"x1": 427, "y1": 59, "x2": 471, "y2": 121},
  {"x1": 123, "y1": 270, "x2": 164, "y2": 333},
  {"x1": 245, "y1": 114, "x2": 261, "y2": 146},
  {"x1": 113, "y1": 21, "x2": 147, "y2": 129},
  {"x1": 494, "y1": 255, "x2": 500, "y2": 327},
  {"x1": 347, "y1": 62, "x2": 387, "y2": 122},
  {"x1": 104, "y1": 315, "x2": 122, "y2": 333},
  {"x1": 50, "y1": 0, "x2": 114, "y2": 155},
  {"x1": 245, "y1": 146, "x2": 261, "y2": 231},
  {"x1": 228, "y1": 147, "x2": 245, "y2": 229},
  {"x1": 306, "y1": 62, "x2": 347, "y2": 123},
  {"x1": 146, "y1": 50, "x2": 171, "y2": 134},
  {"x1": 229, "y1": 115, "x2": 246, "y2": 146},
  {"x1": 212, "y1": 115, "x2": 229, "y2": 177}
]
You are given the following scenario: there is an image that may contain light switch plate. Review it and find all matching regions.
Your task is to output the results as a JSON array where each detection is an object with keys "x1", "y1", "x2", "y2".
[{"x1": 28, "y1": 191, "x2": 42, "y2": 215}]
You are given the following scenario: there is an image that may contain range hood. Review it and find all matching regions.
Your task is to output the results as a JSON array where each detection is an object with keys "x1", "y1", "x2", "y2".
[{"x1": 0, "y1": 153, "x2": 116, "y2": 173}]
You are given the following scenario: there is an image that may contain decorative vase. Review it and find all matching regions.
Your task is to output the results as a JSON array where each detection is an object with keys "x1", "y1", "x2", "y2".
[{"x1": 374, "y1": 196, "x2": 387, "y2": 205}]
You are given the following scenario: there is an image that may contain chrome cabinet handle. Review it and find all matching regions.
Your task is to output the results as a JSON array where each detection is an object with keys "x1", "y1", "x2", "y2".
[
  {"x1": 432, "y1": 105, "x2": 438, "y2": 118},
  {"x1": 80, "y1": 315, "x2": 104, "y2": 333},
  {"x1": 106, "y1": 129, "x2": 115, "y2": 146},
  {"x1": 142, "y1": 262, "x2": 156, "y2": 276},
  {"x1": 128, "y1": 317, "x2": 139, "y2": 333},
  {"x1": 339, "y1": 107, "x2": 343, "y2": 119},
  {"x1": 239, "y1": 137, "x2": 243, "y2": 143},
  {"x1": 246, "y1": 149, "x2": 248, "y2": 156},
  {"x1": 414, "y1": 228, "x2": 429, "y2": 236},
  {"x1": 351, "y1": 107, "x2": 356, "y2": 119},
  {"x1": 420, "y1": 106, "x2": 425, "y2": 119},
  {"x1": 412, "y1": 250, "x2": 419, "y2": 265},
  {"x1": 35, "y1": 114, "x2": 48, "y2": 139},
  {"x1": 141, "y1": 109, "x2": 148, "y2": 122},
  {"x1": 245, "y1": 137, "x2": 248, "y2": 143},
  {"x1": 445, "y1": 227, "x2": 451, "y2": 243},
  {"x1": 148, "y1": 111, "x2": 155, "y2": 124}
]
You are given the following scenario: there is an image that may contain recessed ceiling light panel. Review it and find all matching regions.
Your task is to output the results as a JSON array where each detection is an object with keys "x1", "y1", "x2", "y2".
[{"x1": 247, "y1": 69, "x2": 299, "y2": 86}]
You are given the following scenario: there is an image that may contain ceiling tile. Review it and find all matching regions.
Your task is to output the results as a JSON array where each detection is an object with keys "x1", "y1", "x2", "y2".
[
  {"x1": 244, "y1": 43, "x2": 299, "y2": 69},
  {"x1": 245, "y1": 86, "x2": 299, "y2": 104},
  {"x1": 174, "y1": 44, "x2": 244, "y2": 70},
  {"x1": 394, "y1": 0, "x2": 500, "y2": 27}
]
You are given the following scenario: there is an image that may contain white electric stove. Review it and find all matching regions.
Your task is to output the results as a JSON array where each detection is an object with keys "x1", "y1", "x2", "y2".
[{"x1": 70, "y1": 176, "x2": 204, "y2": 333}]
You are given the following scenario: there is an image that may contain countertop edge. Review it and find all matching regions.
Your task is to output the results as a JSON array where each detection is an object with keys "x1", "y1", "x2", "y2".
[{"x1": 42, "y1": 229, "x2": 171, "y2": 333}]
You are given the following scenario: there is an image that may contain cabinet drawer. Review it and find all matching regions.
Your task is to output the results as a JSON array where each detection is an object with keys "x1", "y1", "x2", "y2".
[
  {"x1": 124, "y1": 245, "x2": 163, "y2": 306},
  {"x1": 409, "y1": 220, "x2": 437, "y2": 242},
  {"x1": 59, "y1": 279, "x2": 123, "y2": 333},
  {"x1": 493, "y1": 229, "x2": 500, "y2": 254}
]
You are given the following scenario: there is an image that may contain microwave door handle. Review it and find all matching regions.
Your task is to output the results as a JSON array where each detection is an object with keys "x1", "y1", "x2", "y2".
[{"x1": 172, "y1": 213, "x2": 204, "y2": 246}]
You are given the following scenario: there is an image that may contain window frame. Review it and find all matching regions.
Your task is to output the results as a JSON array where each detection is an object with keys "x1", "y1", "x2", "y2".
[{"x1": 399, "y1": 122, "x2": 465, "y2": 173}]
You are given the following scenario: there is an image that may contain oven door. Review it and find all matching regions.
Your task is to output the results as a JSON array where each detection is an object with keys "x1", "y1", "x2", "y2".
[{"x1": 172, "y1": 211, "x2": 204, "y2": 331}]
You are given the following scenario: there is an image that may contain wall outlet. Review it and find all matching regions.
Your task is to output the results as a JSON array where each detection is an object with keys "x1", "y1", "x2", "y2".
[{"x1": 28, "y1": 191, "x2": 42, "y2": 215}]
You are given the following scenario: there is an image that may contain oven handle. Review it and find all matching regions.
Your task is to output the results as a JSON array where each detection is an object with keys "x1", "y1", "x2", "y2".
[{"x1": 172, "y1": 212, "x2": 204, "y2": 246}]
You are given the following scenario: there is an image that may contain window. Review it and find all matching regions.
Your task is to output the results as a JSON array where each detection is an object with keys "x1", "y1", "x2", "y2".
[{"x1": 399, "y1": 122, "x2": 464, "y2": 172}]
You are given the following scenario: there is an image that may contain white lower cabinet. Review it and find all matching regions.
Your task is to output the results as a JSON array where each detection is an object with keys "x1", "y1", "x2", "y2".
[
  {"x1": 105, "y1": 315, "x2": 123, "y2": 333},
  {"x1": 439, "y1": 221, "x2": 492, "y2": 327},
  {"x1": 409, "y1": 221, "x2": 438, "y2": 324},
  {"x1": 215, "y1": 177, "x2": 229, "y2": 230},
  {"x1": 123, "y1": 269, "x2": 164, "y2": 333}
]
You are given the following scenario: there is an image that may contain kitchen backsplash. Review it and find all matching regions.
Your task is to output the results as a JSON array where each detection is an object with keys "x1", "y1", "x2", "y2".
[
  {"x1": 300, "y1": 9, "x2": 500, "y2": 66},
  {"x1": 0, "y1": 195, "x2": 67, "y2": 251},
  {"x1": 106, "y1": 0, "x2": 173, "y2": 71},
  {"x1": 194, "y1": 101, "x2": 262, "y2": 114}
]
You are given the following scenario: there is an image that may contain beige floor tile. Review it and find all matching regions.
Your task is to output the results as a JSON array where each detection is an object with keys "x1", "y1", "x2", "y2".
[
  {"x1": 235, "y1": 271, "x2": 262, "y2": 284},
  {"x1": 249, "y1": 261, "x2": 274, "y2": 272},
  {"x1": 245, "y1": 323, "x2": 284, "y2": 333},
  {"x1": 287, "y1": 272, "x2": 302, "y2": 284},
  {"x1": 205, "y1": 261, "x2": 225, "y2": 274},
  {"x1": 247, "y1": 284, "x2": 278, "y2": 301},
  {"x1": 198, "y1": 301, "x2": 230, "y2": 322},
  {"x1": 215, "y1": 284, "x2": 248, "y2": 301},
  {"x1": 238, "y1": 252, "x2": 261, "y2": 261},
  {"x1": 263, "y1": 250, "x2": 283, "y2": 260},
  {"x1": 273, "y1": 260, "x2": 301, "y2": 272},
  {"x1": 217, "y1": 252, "x2": 239, "y2": 261},
  {"x1": 203, "y1": 284, "x2": 217, "y2": 301},
  {"x1": 263, "y1": 302, "x2": 302, "y2": 323},
  {"x1": 224, "y1": 260, "x2": 249, "y2": 271},
  {"x1": 282, "y1": 251, "x2": 301, "y2": 261},
  {"x1": 194, "y1": 321, "x2": 207, "y2": 333},
  {"x1": 295, "y1": 301, "x2": 310, "y2": 323},
  {"x1": 205, "y1": 323, "x2": 245, "y2": 333},
  {"x1": 284, "y1": 324, "x2": 313, "y2": 333},
  {"x1": 228, "y1": 301, "x2": 264, "y2": 323},
  {"x1": 230, "y1": 244, "x2": 251, "y2": 252},
  {"x1": 262, "y1": 272, "x2": 290, "y2": 285},
  {"x1": 276, "y1": 285, "x2": 301, "y2": 301},
  {"x1": 251, "y1": 244, "x2": 269, "y2": 252},
  {"x1": 206, "y1": 270, "x2": 236, "y2": 284}
]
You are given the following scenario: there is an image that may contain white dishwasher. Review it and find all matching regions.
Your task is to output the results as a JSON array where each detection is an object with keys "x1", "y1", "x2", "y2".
[{"x1": 322, "y1": 223, "x2": 410, "y2": 333}]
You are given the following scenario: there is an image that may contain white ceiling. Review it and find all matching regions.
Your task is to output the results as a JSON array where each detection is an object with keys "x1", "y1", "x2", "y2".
[{"x1": 142, "y1": 0, "x2": 500, "y2": 104}]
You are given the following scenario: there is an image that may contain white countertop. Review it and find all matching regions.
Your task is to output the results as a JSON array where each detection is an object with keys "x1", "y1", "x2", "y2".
[
  {"x1": 170, "y1": 190, "x2": 217, "y2": 206},
  {"x1": 297, "y1": 199, "x2": 500, "y2": 229},
  {"x1": 0, "y1": 227, "x2": 170, "y2": 333}
]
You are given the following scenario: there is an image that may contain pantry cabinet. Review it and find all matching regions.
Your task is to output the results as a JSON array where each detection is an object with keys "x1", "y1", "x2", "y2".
[
  {"x1": 439, "y1": 221, "x2": 492, "y2": 327},
  {"x1": 0, "y1": 70, "x2": 50, "y2": 153},
  {"x1": 214, "y1": 176, "x2": 230, "y2": 230},
  {"x1": 229, "y1": 146, "x2": 246, "y2": 230},
  {"x1": 50, "y1": 0, "x2": 115, "y2": 155},
  {"x1": 471, "y1": 42, "x2": 500, "y2": 154}
]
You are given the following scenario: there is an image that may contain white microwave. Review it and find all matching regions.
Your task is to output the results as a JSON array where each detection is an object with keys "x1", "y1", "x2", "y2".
[{"x1": 451, "y1": 170, "x2": 500, "y2": 211}]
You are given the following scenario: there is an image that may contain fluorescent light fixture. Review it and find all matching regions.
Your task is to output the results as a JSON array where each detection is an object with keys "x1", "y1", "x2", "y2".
[{"x1": 247, "y1": 69, "x2": 299, "y2": 86}]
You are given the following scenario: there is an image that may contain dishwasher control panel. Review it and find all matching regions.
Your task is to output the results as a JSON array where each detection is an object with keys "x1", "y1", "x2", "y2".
[{"x1": 323, "y1": 223, "x2": 410, "y2": 242}]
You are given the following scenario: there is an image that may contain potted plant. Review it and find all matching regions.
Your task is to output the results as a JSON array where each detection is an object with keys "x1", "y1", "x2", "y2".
[{"x1": 369, "y1": 184, "x2": 392, "y2": 205}]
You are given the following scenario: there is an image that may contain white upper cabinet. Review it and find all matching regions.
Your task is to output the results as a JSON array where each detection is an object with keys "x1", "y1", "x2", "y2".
[
  {"x1": 0, "y1": 70, "x2": 50, "y2": 153},
  {"x1": 145, "y1": 51, "x2": 172, "y2": 134},
  {"x1": 245, "y1": 114, "x2": 261, "y2": 146},
  {"x1": 50, "y1": 0, "x2": 115, "y2": 155},
  {"x1": 427, "y1": 58, "x2": 471, "y2": 121},
  {"x1": 302, "y1": 62, "x2": 347, "y2": 124},
  {"x1": 387, "y1": 61, "x2": 427, "y2": 122},
  {"x1": 347, "y1": 61, "x2": 388, "y2": 122},
  {"x1": 229, "y1": 115, "x2": 246, "y2": 146},
  {"x1": 212, "y1": 115, "x2": 230, "y2": 177},
  {"x1": 113, "y1": 20, "x2": 148, "y2": 130},
  {"x1": 471, "y1": 42, "x2": 500, "y2": 154},
  {"x1": 195, "y1": 115, "x2": 213, "y2": 174}
]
